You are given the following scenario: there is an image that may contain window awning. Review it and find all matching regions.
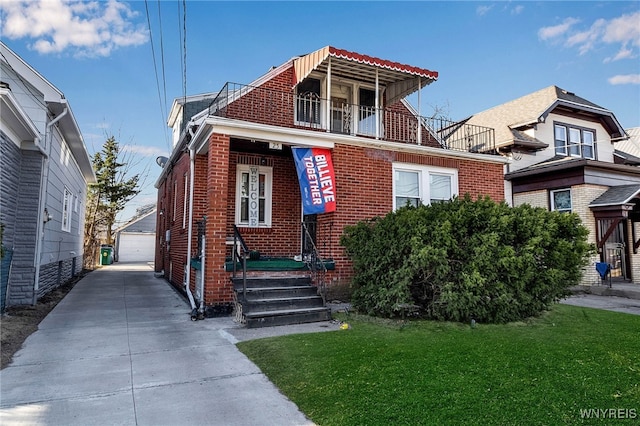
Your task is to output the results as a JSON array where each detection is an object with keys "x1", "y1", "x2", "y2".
[{"x1": 293, "y1": 46, "x2": 438, "y2": 105}]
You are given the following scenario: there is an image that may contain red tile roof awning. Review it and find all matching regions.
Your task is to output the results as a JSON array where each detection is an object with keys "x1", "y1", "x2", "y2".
[{"x1": 293, "y1": 46, "x2": 438, "y2": 104}]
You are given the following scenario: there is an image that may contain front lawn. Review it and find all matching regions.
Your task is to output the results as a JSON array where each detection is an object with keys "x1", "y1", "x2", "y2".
[{"x1": 237, "y1": 305, "x2": 640, "y2": 425}]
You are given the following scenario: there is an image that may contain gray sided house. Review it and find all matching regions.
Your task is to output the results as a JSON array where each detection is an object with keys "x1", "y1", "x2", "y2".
[
  {"x1": 0, "y1": 42, "x2": 95, "y2": 309},
  {"x1": 114, "y1": 205, "x2": 157, "y2": 263},
  {"x1": 465, "y1": 85, "x2": 639, "y2": 285}
]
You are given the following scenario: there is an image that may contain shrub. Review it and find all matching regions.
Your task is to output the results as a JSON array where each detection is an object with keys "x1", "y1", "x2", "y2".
[{"x1": 340, "y1": 195, "x2": 593, "y2": 323}]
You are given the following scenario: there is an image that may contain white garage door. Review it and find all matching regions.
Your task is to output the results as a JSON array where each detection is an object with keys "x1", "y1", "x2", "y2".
[{"x1": 118, "y1": 232, "x2": 155, "y2": 262}]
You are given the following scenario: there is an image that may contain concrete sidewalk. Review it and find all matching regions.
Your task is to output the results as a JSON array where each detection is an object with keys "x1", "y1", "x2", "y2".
[{"x1": 0, "y1": 263, "x2": 318, "y2": 426}]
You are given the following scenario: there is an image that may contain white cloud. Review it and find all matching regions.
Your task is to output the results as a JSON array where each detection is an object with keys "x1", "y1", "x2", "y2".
[
  {"x1": 538, "y1": 17, "x2": 580, "y2": 41},
  {"x1": 565, "y1": 18, "x2": 606, "y2": 55},
  {"x1": 605, "y1": 45, "x2": 636, "y2": 63},
  {"x1": 608, "y1": 74, "x2": 640, "y2": 85},
  {"x1": 511, "y1": 5, "x2": 524, "y2": 15},
  {"x1": 121, "y1": 145, "x2": 169, "y2": 158},
  {"x1": 476, "y1": 5, "x2": 494, "y2": 16},
  {"x1": 602, "y1": 11, "x2": 640, "y2": 47},
  {"x1": 539, "y1": 12, "x2": 640, "y2": 62},
  {"x1": 0, "y1": 0, "x2": 148, "y2": 57}
]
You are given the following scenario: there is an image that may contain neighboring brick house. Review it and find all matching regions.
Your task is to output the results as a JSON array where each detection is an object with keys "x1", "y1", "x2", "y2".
[
  {"x1": 155, "y1": 46, "x2": 507, "y2": 321},
  {"x1": 465, "y1": 85, "x2": 638, "y2": 285},
  {"x1": 0, "y1": 42, "x2": 95, "y2": 310}
]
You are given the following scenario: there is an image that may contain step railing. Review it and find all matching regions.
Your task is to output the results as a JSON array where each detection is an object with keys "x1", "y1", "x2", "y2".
[
  {"x1": 232, "y1": 225, "x2": 250, "y2": 302},
  {"x1": 302, "y1": 222, "x2": 328, "y2": 305}
]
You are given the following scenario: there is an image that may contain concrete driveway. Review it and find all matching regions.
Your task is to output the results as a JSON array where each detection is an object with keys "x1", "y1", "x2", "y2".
[{"x1": 0, "y1": 262, "x2": 316, "y2": 426}]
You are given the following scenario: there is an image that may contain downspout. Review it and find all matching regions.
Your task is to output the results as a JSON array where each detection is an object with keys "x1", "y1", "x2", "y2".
[
  {"x1": 33, "y1": 107, "x2": 67, "y2": 304},
  {"x1": 184, "y1": 126, "x2": 197, "y2": 318},
  {"x1": 198, "y1": 236, "x2": 205, "y2": 319}
]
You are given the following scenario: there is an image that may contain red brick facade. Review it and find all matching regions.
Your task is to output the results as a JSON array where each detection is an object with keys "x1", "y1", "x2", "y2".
[{"x1": 156, "y1": 61, "x2": 506, "y2": 308}]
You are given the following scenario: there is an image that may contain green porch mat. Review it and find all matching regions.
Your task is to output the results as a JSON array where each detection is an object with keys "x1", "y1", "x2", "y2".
[{"x1": 224, "y1": 257, "x2": 335, "y2": 272}]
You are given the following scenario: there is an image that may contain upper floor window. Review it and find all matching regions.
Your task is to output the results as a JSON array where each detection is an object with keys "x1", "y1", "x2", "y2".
[
  {"x1": 393, "y1": 163, "x2": 458, "y2": 209},
  {"x1": 550, "y1": 188, "x2": 572, "y2": 213},
  {"x1": 236, "y1": 165, "x2": 273, "y2": 227},
  {"x1": 554, "y1": 123, "x2": 595, "y2": 159},
  {"x1": 296, "y1": 78, "x2": 321, "y2": 125}
]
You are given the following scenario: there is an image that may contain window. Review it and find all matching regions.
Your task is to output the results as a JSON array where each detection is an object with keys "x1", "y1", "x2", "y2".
[
  {"x1": 358, "y1": 88, "x2": 377, "y2": 136},
  {"x1": 554, "y1": 123, "x2": 596, "y2": 159},
  {"x1": 296, "y1": 78, "x2": 321, "y2": 125},
  {"x1": 235, "y1": 165, "x2": 273, "y2": 227},
  {"x1": 173, "y1": 180, "x2": 177, "y2": 222},
  {"x1": 393, "y1": 164, "x2": 458, "y2": 209},
  {"x1": 183, "y1": 173, "x2": 188, "y2": 229},
  {"x1": 395, "y1": 170, "x2": 420, "y2": 207},
  {"x1": 582, "y1": 131, "x2": 594, "y2": 159},
  {"x1": 554, "y1": 125, "x2": 567, "y2": 155},
  {"x1": 550, "y1": 189, "x2": 572, "y2": 213},
  {"x1": 62, "y1": 187, "x2": 72, "y2": 232}
]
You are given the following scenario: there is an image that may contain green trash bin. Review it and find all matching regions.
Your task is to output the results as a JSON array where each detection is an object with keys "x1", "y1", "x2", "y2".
[{"x1": 100, "y1": 245, "x2": 113, "y2": 265}]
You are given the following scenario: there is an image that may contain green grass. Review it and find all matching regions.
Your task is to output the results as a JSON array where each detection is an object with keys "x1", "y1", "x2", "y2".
[{"x1": 237, "y1": 305, "x2": 640, "y2": 425}]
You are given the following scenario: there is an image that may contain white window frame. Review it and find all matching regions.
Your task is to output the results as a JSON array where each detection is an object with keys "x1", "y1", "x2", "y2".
[
  {"x1": 62, "y1": 187, "x2": 72, "y2": 232},
  {"x1": 173, "y1": 179, "x2": 177, "y2": 223},
  {"x1": 392, "y1": 163, "x2": 458, "y2": 210},
  {"x1": 554, "y1": 122, "x2": 596, "y2": 160},
  {"x1": 550, "y1": 188, "x2": 572, "y2": 213},
  {"x1": 235, "y1": 165, "x2": 273, "y2": 228},
  {"x1": 182, "y1": 173, "x2": 188, "y2": 229}
]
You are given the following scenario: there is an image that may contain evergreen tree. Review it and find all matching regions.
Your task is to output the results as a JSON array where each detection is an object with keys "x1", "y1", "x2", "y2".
[{"x1": 84, "y1": 136, "x2": 140, "y2": 266}]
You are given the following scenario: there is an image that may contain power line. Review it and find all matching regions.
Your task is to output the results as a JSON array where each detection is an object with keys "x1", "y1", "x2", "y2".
[
  {"x1": 144, "y1": 0, "x2": 170, "y2": 152},
  {"x1": 177, "y1": 0, "x2": 187, "y2": 103},
  {"x1": 156, "y1": 0, "x2": 168, "y2": 116},
  {"x1": 183, "y1": 0, "x2": 187, "y2": 103}
]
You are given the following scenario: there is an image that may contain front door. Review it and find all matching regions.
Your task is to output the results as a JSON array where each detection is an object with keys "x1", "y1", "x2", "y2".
[
  {"x1": 302, "y1": 214, "x2": 317, "y2": 259},
  {"x1": 599, "y1": 219, "x2": 631, "y2": 280}
]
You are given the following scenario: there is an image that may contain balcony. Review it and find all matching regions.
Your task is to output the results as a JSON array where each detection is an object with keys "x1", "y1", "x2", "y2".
[{"x1": 208, "y1": 82, "x2": 496, "y2": 155}]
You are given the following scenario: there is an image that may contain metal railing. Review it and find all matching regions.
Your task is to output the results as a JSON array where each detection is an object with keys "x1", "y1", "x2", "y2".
[
  {"x1": 207, "y1": 82, "x2": 497, "y2": 155},
  {"x1": 302, "y1": 222, "x2": 328, "y2": 305},
  {"x1": 232, "y1": 225, "x2": 250, "y2": 302}
]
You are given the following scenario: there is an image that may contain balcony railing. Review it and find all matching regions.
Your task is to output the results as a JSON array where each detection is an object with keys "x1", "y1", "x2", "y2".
[{"x1": 208, "y1": 82, "x2": 496, "y2": 155}]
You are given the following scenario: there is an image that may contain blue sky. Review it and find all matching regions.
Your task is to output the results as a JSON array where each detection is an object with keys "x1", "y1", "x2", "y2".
[{"x1": 2, "y1": 1, "x2": 639, "y2": 224}]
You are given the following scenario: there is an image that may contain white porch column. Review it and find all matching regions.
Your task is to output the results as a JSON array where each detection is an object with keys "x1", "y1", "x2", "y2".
[
  {"x1": 326, "y1": 57, "x2": 332, "y2": 132},
  {"x1": 375, "y1": 68, "x2": 380, "y2": 140},
  {"x1": 417, "y1": 76, "x2": 422, "y2": 145}
]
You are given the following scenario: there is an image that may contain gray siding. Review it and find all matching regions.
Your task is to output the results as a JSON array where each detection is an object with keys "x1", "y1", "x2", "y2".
[
  {"x1": 1, "y1": 56, "x2": 90, "y2": 306},
  {"x1": 39, "y1": 125, "x2": 87, "y2": 267},
  {"x1": 1, "y1": 131, "x2": 43, "y2": 305},
  {"x1": 37, "y1": 255, "x2": 82, "y2": 297},
  {"x1": 120, "y1": 212, "x2": 157, "y2": 233}
]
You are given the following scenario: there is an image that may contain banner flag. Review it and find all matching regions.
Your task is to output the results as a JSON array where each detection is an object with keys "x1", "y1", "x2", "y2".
[{"x1": 292, "y1": 147, "x2": 336, "y2": 215}]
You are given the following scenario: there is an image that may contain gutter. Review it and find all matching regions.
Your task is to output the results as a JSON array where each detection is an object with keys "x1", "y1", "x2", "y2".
[
  {"x1": 184, "y1": 125, "x2": 198, "y2": 319},
  {"x1": 34, "y1": 107, "x2": 68, "y2": 304}
]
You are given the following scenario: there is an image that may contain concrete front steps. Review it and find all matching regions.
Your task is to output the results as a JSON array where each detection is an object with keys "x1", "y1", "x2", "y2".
[{"x1": 232, "y1": 275, "x2": 331, "y2": 328}]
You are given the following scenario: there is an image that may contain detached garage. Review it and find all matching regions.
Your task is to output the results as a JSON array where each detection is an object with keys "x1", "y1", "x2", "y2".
[{"x1": 115, "y1": 206, "x2": 156, "y2": 263}]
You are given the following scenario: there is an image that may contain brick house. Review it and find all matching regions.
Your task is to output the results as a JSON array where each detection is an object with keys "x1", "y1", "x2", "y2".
[
  {"x1": 465, "y1": 85, "x2": 639, "y2": 285},
  {"x1": 155, "y1": 46, "x2": 507, "y2": 325},
  {"x1": 0, "y1": 42, "x2": 95, "y2": 310}
]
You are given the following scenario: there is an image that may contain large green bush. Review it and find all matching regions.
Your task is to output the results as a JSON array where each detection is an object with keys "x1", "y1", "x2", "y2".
[{"x1": 340, "y1": 195, "x2": 593, "y2": 323}]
